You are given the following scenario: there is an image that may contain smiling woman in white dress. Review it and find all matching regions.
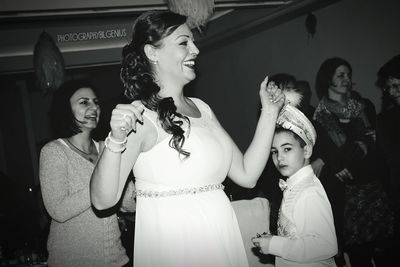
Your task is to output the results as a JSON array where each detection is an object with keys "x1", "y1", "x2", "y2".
[{"x1": 90, "y1": 10, "x2": 284, "y2": 267}]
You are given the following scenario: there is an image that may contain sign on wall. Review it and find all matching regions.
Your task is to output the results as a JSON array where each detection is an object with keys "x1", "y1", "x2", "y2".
[{"x1": 0, "y1": 17, "x2": 135, "y2": 73}]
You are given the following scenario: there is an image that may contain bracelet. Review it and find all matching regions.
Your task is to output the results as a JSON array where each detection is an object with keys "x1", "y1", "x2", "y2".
[
  {"x1": 108, "y1": 132, "x2": 127, "y2": 145},
  {"x1": 104, "y1": 137, "x2": 126, "y2": 153}
]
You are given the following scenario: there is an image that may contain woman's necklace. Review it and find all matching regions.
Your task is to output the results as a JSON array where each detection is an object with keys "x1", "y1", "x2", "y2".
[{"x1": 66, "y1": 138, "x2": 95, "y2": 163}]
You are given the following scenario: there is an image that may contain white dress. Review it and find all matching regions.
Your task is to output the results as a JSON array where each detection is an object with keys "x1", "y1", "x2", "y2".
[{"x1": 133, "y1": 98, "x2": 249, "y2": 267}]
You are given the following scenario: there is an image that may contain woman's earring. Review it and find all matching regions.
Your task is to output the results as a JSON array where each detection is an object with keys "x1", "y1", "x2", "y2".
[{"x1": 151, "y1": 60, "x2": 158, "y2": 65}]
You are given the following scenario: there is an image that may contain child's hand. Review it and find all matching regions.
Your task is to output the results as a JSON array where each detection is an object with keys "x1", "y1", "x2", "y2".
[{"x1": 252, "y1": 233, "x2": 273, "y2": 254}]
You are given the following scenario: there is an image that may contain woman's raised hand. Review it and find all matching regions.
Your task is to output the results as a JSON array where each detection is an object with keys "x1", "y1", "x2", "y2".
[
  {"x1": 259, "y1": 76, "x2": 285, "y2": 115},
  {"x1": 110, "y1": 100, "x2": 145, "y2": 141}
]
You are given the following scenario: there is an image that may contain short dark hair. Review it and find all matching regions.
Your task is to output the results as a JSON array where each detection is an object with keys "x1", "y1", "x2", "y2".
[
  {"x1": 269, "y1": 73, "x2": 296, "y2": 90},
  {"x1": 275, "y1": 126, "x2": 306, "y2": 148},
  {"x1": 49, "y1": 79, "x2": 98, "y2": 138},
  {"x1": 376, "y1": 54, "x2": 400, "y2": 88},
  {"x1": 315, "y1": 57, "x2": 352, "y2": 99}
]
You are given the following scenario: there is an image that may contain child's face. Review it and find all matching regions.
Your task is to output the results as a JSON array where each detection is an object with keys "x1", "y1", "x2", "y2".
[{"x1": 271, "y1": 131, "x2": 309, "y2": 178}]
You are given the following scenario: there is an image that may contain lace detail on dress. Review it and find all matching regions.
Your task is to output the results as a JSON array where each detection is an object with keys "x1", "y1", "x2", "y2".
[
  {"x1": 187, "y1": 115, "x2": 218, "y2": 130},
  {"x1": 136, "y1": 183, "x2": 224, "y2": 198},
  {"x1": 188, "y1": 98, "x2": 218, "y2": 130},
  {"x1": 142, "y1": 97, "x2": 218, "y2": 143}
]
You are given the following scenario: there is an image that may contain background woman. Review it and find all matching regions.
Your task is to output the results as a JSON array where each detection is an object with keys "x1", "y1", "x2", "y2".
[
  {"x1": 39, "y1": 79, "x2": 133, "y2": 266},
  {"x1": 314, "y1": 57, "x2": 394, "y2": 267},
  {"x1": 376, "y1": 54, "x2": 400, "y2": 254}
]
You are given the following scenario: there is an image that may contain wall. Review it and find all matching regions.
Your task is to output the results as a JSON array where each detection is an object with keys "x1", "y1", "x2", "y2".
[
  {"x1": 193, "y1": 0, "x2": 400, "y2": 150},
  {"x1": 1, "y1": 0, "x2": 399, "y2": 184},
  {"x1": 0, "y1": 82, "x2": 37, "y2": 187}
]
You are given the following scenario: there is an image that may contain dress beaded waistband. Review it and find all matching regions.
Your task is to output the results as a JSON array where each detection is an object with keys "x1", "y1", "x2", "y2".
[{"x1": 135, "y1": 183, "x2": 224, "y2": 198}]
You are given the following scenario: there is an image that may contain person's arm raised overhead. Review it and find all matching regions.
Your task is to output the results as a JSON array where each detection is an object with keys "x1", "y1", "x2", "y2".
[{"x1": 228, "y1": 76, "x2": 285, "y2": 188}]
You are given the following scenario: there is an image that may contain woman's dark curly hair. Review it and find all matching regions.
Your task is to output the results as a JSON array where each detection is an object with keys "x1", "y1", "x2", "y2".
[
  {"x1": 120, "y1": 10, "x2": 190, "y2": 157},
  {"x1": 315, "y1": 57, "x2": 352, "y2": 99},
  {"x1": 50, "y1": 79, "x2": 99, "y2": 139}
]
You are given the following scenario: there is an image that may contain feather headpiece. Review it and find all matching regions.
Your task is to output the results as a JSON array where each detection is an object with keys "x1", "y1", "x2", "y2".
[{"x1": 276, "y1": 90, "x2": 317, "y2": 147}]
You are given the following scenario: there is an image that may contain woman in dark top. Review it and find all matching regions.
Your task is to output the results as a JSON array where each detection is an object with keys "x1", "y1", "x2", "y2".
[
  {"x1": 314, "y1": 57, "x2": 394, "y2": 267},
  {"x1": 376, "y1": 54, "x2": 400, "y2": 253}
]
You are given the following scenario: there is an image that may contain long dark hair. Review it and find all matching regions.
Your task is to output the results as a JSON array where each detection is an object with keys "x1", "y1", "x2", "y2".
[
  {"x1": 120, "y1": 10, "x2": 190, "y2": 157},
  {"x1": 50, "y1": 79, "x2": 99, "y2": 138},
  {"x1": 315, "y1": 57, "x2": 352, "y2": 99}
]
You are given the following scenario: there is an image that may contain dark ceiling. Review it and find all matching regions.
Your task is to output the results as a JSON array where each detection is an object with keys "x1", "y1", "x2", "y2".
[{"x1": 0, "y1": 0, "x2": 340, "y2": 74}]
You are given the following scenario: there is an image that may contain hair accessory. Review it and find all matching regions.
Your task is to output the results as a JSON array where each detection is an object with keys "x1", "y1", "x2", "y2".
[{"x1": 276, "y1": 90, "x2": 317, "y2": 147}]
